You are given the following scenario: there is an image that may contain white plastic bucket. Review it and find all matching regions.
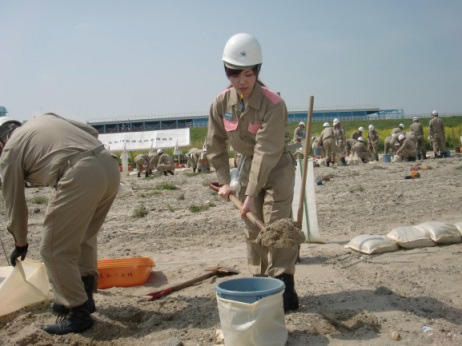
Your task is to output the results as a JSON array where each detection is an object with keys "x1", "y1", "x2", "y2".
[{"x1": 216, "y1": 277, "x2": 287, "y2": 346}]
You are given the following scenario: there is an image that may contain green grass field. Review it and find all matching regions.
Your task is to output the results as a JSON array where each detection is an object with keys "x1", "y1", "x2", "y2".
[{"x1": 122, "y1": 116, "x2": 462, "y2": 164}]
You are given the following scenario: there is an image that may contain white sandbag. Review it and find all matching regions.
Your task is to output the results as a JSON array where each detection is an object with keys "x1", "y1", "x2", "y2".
[
  {"x1": 0, "y1": 260, "x2": 50, "y2": 316},
  {"x1": 345, "y1": 234, "x2": 399, "y2": 255},
  {"x1": 415, "y1": 221, "x2": 462, "y2": 244},
  {"x1": 216, "y1": 292, "x2": 287, "y2": 346},
  {"x1": 453, "y1": 221, "x2": 462, "y2": 236},
  {"x1": 386, "y1": 226, "x2": 435, "y2": 249}
]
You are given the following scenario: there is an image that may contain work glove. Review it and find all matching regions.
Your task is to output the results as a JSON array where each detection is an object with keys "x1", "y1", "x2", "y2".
[{"x1": 10, "y1": 244, "x2": 28, "y2": 266}]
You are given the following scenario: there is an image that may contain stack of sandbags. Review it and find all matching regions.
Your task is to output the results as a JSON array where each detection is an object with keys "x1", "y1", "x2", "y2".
[
  {"x1": 386, "y1": 226, "x2": 435, "y2": 249},
  {"x1": 415, "y1": 221, "x2": 461, "y2": 245},
  {"x1": 345, "y1": 234, "x2": 399, "y2": 255}
]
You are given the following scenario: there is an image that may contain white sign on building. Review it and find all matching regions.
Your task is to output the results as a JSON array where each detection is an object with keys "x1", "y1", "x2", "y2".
[{"x1": 98, "y1": 128, "x2": 190, "y2": 152}]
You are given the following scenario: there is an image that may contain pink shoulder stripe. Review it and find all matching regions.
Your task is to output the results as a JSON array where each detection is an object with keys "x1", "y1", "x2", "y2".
[
  {"x1": 218, "y1": 87, "x2": 232, "y2": 98},
  {"x1": 261, "y1": 86, "x2": 282, "y2": 104}
]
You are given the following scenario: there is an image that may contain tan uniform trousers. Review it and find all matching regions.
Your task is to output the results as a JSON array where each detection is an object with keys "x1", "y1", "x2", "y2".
[
  {"x1": 322, "y1": 138, "x2": 335, "y2": 162},
  {"x1": 416, "y1": 136, "x2": 427, "y2": 158},
  {"x1": 239, "y1": 153, "x2": 297, "y2": 277},
  {"x1": 40, "y1": 150, "x2": 120, "y2": 307},
  {"x1": 432, "y1": 135, "x2": 445, "y2": 155}
]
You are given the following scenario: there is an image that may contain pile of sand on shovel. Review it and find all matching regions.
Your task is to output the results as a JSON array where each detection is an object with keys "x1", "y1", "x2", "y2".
[{"x1": 256, "y1": 218, "x2": 306, "y2": 248}]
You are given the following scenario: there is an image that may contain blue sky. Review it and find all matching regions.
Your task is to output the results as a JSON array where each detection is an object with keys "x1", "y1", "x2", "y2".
[{"x1": 1, "y1": 0, "x2": 461, "y2": 122}]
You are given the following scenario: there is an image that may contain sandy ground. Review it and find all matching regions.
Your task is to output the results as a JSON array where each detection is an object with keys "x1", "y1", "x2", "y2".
[{"x1": 1, "y1": 154, "x2": 462, "y2": 345}]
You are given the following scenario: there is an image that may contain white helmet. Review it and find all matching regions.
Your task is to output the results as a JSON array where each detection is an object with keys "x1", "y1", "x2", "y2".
[
  {"x1": 311, "y1": 136, "x2": 316, "y2": 140},
  {"x1": 432, "y1": 110, "x2": 438, "y2": 116},
  {"x1": 323, "y1": 122, "x2": 330, "y2": 128},
  {"x1": 398, "y1": 134, "x2": 405, "y2": 141},
  {"x1": 333, "y1": 118, "x2": 340, "y2": 125},
  {"x1": 357, "y1": 136, "x2": 364, "y2": 142},
  {"x1": 0, "y1": 116, "x2": 22, "y2": 142},
  {"x1": 399, "y1": 123, "x2": 404, "y2": 129},
  {"x1": 157, "y1": 149, "x2": 163, "y2": 155},
  {"x1": 222, "y1": 33, "x2": 262, "y2": 68},
  {"x1": 358, "y1": 127, "x2": 364, "y2": 132},
  {"x1": 412, "y1": 116, "x2": 418, "y2": 122},
  {"x1": 298, "y1": 121, "x2": 305, "y2": 127},
  {"x1": 368, "y1": 124, "x2": 374, "y2": 131}
]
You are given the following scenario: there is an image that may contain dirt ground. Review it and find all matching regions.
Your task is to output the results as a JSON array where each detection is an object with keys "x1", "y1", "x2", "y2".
[{"x1": 1, "y1": 154, "x2": 462, "y2": 345}]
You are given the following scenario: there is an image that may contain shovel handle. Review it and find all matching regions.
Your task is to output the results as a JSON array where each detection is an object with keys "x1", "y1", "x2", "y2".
[{"x1": 209, "y1": 183, "x2": 265, "y2": 232}]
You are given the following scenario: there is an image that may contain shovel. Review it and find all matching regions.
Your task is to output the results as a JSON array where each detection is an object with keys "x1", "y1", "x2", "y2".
[
  {"x1": 146, "y1": 266, "x2": 239, "y2": 301},
  {"x1": 209, "y1": 182, "x2": 265, "y2": 231}
]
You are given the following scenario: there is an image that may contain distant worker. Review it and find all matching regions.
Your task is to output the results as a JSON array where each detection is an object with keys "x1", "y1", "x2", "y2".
[
  {"x1": 409, "y1": 117, "x2": 426, "y2": 160},
  {"x1": 351, "y1": 126, "x2": 364, "y2": 140},
  {"x1": 0, "y1": 113, "x2": 120, "y2": 334},
  {"x1": 156, "y1": 149, "x2": 175, "y2": 175},
  {"x1": 383, "y1": 134, "x2": 400, "y2": 155},
  {"x1": 312, "y1": 135, "x2": 322, "y2": 157},
  {"x1": 396, "y1": 133, "x2": 417, "y2": 161},
  {"x1": 198, "y1": 148, "x2": 210, "y2": 173},
  {"x1": 429, "y1": 110, "x2": 446, "y2": 158},
  {"x1": 333, "y1": 118, "x2": 346, "y2": 165},
  {"x1": 148, "y1": 151, "x2": 159, "y2": 174},
  {"x1": 186, "y1": 147, "x2": 202, "y2": 173},
  {"x1": 352, "y1": 136, "x2": 369, "y2": 163},
  {"x1": 345, "y1": 138, "x2": 357, "y2": 157},
  {"x1": 134, "y1": 153, "x2": 150, "y2": 178},
  {"x1": 293, "y1": 121, "x2": 306, "y2": 144},
  {"x1": 367, "y1": 124, "x2": 379, "y2": 161},
  {"x1": 392, "y1": 123, "x2": 405, "y2": 135},
  {"x1": 319, "y1": 122, "x2": 335, "y2": 166}
]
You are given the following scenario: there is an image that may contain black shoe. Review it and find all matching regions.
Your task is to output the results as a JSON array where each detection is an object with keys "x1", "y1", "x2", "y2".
[
  {"x1": 52, "y1": 276, "x2": 96, "y2": 315},
  {"x1": 43, "y1": 300, "x2": 94, "y2": 335},
  {"x1": 137, "y1": 172, "x2": 141, "y2": 178},
  {"x1": 341, "y1": 157, "x2": 347, "y2": 165},
  {"x1": 276, "y1": 273, "x2": 299, "y2": 312}
]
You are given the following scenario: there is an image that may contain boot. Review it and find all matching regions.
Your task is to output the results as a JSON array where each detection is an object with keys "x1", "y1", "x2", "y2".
[
  {"x1": 341, "y1": 157, "x2": 347, "y2": 166},
  {"x1": 52, "y1": 276, "x2": 96, "y2": 315},
  {"x1": 276, "y1": 273, "x2": 299, "y2": 312},
  {"x1": 137, "y1": 172, "x2": 141, "y2": 178},
  {"x1": 326, "y1": 160, "x2": 330, "y2": 167},
  {"x1": 43, "y1": 300, "x2": 94, "y2": 335}
]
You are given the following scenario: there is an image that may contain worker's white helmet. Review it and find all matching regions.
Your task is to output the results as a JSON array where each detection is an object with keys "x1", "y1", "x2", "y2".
[
  {"x1": 298, "y1": 121, "x2": 305, "y2": 127},
  {"x1": 358, "y1": 126, "x2": 364, "y2": 132},
  {"x1": 357, "y1": 136, "x2": 364, "y2": 142},
  {"x1": 157, "y1": 149, "x2": 163, "y2": 155},
  {"x1": 222, "y1": 33, "x2": 262, "y2": 68},
  {"x1": 368, "y1": 124, "x2": 374, "y2": 131},
  {"x1": 412, "y1": 116, "x2": 418, "y2": 122},
  {"x1": 399, "y1": 123, "x2": 404, "y2": 129},
  {"x1": 311, "y1": 136, "x2": 316, "y2": 140},
  {"x1": 333, "y1": 118, "x2": 340, "y2": 125},
  {"x1": 0, "y1": 116, "x2": 22, "y2": 143},
  {"x1": 432, "y1": 110, "x2": 438, "y2": 116},
  {"x1": 323, "y1": 122, "x2": 330, "y2": 128},
  {"x1": 398, "y1": 134, "x2": 405, "y2": 141}
]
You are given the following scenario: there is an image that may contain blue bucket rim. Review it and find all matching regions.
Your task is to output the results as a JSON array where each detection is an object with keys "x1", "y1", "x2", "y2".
[{"x1": 216, "y1": 277, "x2": 285, "y2": 298}]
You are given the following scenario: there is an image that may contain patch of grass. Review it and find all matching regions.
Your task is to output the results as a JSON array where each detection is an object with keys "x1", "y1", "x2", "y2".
[
  {"x1": 155, "y1": 182, "x2": 177, "y2": 190},
  {"x1": 30, "y1": 196, "x2": 48, "y2": 204},
  {"x1": 132, "y1": 204, "x2": 148, "y2": 218},
  {"x1": 185, "y1": 172, "x2": 198, "y2": 177},
  {"x1": 189, "y1": 201, "x2": 216, "y2": 213},
  {"x1": 177, "y1": 193, "x2": 185, "y2": 200},
  {"x1": 146, "y1": 189, "x2": 162, "y2": 196},
  {"x1": 167, "y1": 204, "x2": 175, "y2": 212},
  {"x1": 349, "y1": 184, "x2": 365, "y2": 193}
]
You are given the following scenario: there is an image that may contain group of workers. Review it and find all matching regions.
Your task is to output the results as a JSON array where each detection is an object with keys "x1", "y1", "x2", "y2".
[
  {"x1": 134, "y1": 148, "x2": 175, "y2": 177},
  {"x1": 0, "y1": 31, "x2": 451, "y2": 337},
  {"x1": 294, "y1": 109, "x2": 447, "y2": 165}
]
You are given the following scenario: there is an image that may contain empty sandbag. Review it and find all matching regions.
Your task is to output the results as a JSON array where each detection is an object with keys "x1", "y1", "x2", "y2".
[
  {"x1": 415, "y1": 221, "x2": 461, "y2": 245},
  {"x1": 345, "y1": 234, "x2": 399, "y2": 255},
  {"x1": 453, "y1": 221, "x2": 462, "y2": 236},
  {"x1": 387, "y1": 226, "x2": 435, "y2": 249}
]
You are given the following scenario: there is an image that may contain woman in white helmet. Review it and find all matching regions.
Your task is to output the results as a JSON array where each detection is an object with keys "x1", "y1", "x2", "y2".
[
  {"x1": 206, "y1": 33, "x2": 301, "y2": 312},
  {"x1": 293, "y1": 121, "x2": 305, "y2": 143},
  {"x1": 332, "y1": 118, "x2": 346, "y2": 165},
  {"x1": 367, "y1": 124, "x2": 379, "y2": 161}
]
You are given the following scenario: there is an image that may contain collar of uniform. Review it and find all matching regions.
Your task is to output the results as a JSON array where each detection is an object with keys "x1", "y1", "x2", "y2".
[{"x1": 228, "y1": 88, "x2": 239, "y2": 106}]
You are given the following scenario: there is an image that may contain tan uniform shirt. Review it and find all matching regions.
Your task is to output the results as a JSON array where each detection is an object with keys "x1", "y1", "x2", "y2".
[
  {"x1": 429, "y1": 117, "x2": 445, "y2": 138},
  {"x1": 206, "y1": 83, "x2": 290, "y2": 197},
  {"x1": 319, "y1": 127, "x2": 335, "y2": 142},
  {"x1": 368, "y1": 129, "x2": 379, "y2": 145},
  {"x1": 157, "y1": 153, "x2": 175, "y2": 171},
  {"x1": 0, "y1": 113, "x2": 101, "y2": 246},
  {"x1": 397, "y1": 137, "x2": 417, "y2": 158},
  {"x1": 352, "y1": 141, "x2": 369, "y2": 160},
  {"x1": 333, "y1": 126, "x2": 346, "y2": 148},
  {"x1": 293, "y1": 126, "x2": 305, "y2": 143},
  {"x1": 391, "y1": 127, "x2": 402, "y2": 135},
  {"x1": 409, "y1": 122, "x2": 424, "y2": 138}
]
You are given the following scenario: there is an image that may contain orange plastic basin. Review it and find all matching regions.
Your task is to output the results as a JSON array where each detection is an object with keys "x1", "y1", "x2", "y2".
[{"x1": 97, "y1": 257, "x2": 154, "y2": 289}]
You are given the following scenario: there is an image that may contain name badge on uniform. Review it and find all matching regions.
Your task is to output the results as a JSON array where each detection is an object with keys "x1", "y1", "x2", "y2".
[{"x1": 223, "y1": 112, "x2": 238, "y2": 132}]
